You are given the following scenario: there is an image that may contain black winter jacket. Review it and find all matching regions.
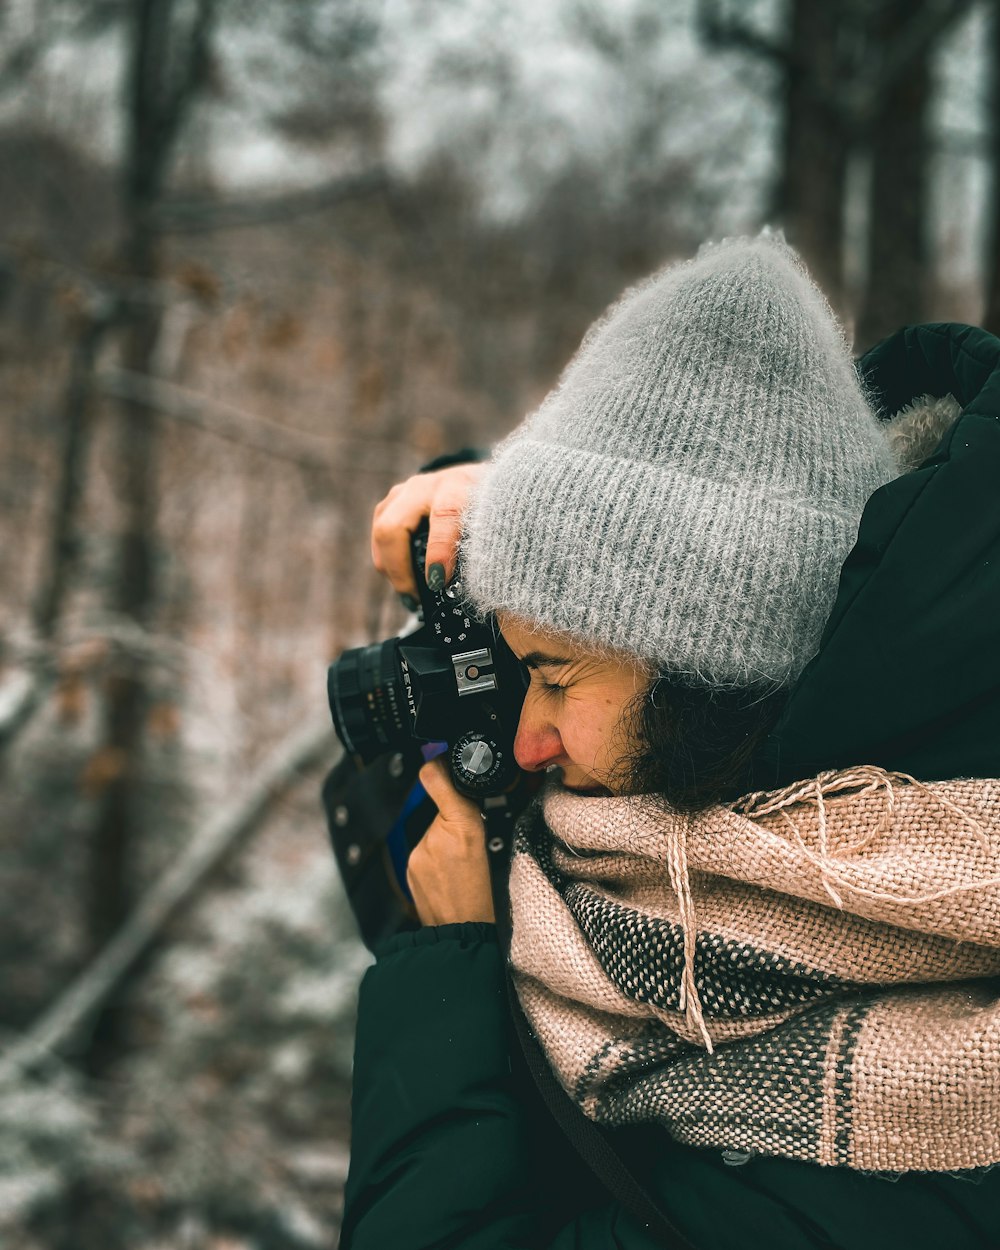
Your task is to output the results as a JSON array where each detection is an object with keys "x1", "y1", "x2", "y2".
[{"x1": 340, "y1": 323, "x2": 1000, "y2": 1250}]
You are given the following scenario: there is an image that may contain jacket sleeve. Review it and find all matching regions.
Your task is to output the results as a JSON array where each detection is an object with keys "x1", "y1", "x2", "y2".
[{"x1": 339, "y1": 923, "x2": 666, "y2": 1250}]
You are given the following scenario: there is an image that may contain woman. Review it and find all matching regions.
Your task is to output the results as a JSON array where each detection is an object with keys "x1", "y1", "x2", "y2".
[{"x1": 340, "y1": 234, "x2": 1000, "y2": 1249}]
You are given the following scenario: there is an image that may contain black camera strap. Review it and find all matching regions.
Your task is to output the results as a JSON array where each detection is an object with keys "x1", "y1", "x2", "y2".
[{"x1": 483, "y1": 804, "x2": 697, "y2": 1250}]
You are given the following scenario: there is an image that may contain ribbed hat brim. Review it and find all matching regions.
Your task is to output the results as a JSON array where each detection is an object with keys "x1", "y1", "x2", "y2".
[{"x1": 461, "y1": 439, "x2": 860, "y2": 686}]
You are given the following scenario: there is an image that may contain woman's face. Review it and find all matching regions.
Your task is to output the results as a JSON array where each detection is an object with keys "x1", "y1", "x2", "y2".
[{"x1": 498, "y1": 614, "x2": 651, "y2": 796}]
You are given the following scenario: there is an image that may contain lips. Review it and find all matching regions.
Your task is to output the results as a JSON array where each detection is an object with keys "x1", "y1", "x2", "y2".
[{"x1": 545, "y1": 766, "x2": 610, "y2": 797}]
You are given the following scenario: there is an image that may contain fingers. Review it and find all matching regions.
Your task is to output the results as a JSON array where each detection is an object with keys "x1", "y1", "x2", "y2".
[
  {"x1": 371, "y1": 480, "x2": 425, "y2": 597},
  {"x1": 423, "y1": 465, "x2": 481, "y2": 588},
  {"x1": 418, "y1": 756, "x2": 482, "y2": 825},
  {"x1": 370, "y1": 463, "x2": 484, "y2": 598},
  {"x1": 408, "y1": 757, "x2": 495, "y2": 926}
]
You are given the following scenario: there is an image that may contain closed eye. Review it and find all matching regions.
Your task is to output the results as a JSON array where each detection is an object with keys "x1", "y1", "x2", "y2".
[{"x1": 536, "y1": 677, "x2": 567, "y2": 696}]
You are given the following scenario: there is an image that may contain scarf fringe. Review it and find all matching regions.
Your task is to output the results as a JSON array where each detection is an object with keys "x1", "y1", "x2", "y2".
[
  {"x1": 665, "y1": 814, "x2": 714, "y2": 1052},
  {"x1": 733, "y1": 766, "x2": 997, "y2": 911},
  {"x1": 513, "y1": 769, "x2": 1000, "y2": 1170},
  {"x1": 664, "y1": 767, "x2": 997, "y2": 1052}
]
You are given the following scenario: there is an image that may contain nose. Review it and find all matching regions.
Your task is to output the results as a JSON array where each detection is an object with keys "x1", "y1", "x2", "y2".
[{"x1": 513, "y1": 694, "x2": 564, "y2": 773}]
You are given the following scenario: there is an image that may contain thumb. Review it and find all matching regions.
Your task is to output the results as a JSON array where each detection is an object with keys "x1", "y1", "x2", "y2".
[{"x1": 419, "y1": 756, "x2": 481, "y2": 822}]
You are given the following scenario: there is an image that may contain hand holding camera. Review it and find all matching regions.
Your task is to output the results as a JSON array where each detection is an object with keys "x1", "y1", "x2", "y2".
[
  {"x1": 371, "y1": 462, "x2": 485, "y2": 600},
  {"x1": 329, "y1": 508, "x2": 526, "y2": 798},
  {"x1": 324, "y1": 462, "x2": 531, "y2": 945},
  {"x1": 407, "y1": 756, "x2": 495, "y2": 926}
]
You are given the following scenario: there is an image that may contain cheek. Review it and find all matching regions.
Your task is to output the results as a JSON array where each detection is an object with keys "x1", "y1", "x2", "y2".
[{"x1": 563, "y1": 696, "x2": 628, "y2": 767}]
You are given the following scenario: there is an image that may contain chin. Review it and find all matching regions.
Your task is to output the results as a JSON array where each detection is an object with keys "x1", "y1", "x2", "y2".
[
  {"x1": 560, "y1": 781, "x2": 612, "y2": 797},
  {"x1": 544, "y1": 766, "x2": 612, "y2": 798}
]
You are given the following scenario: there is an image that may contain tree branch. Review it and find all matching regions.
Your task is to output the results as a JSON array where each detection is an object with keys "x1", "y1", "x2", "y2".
[
  {"x1": 882, "y1": 0, "x2": 978, "y2": 86},
  {"x1": 0, "y1": 720, "x2": 338, "y2": 1081},
  {"x1": 0, "y1": 1, "x2": 125, "y2": 96},
  {"x1": 96, "y1": 368, "x2": 415, "y2": 474},
  {"x1": 0, "y1": 38, "x2": 46, "y2": 92},
  {"x1": 160, "y1": 0, "x2": 220, "y2": 164},
  {"x1": 844, "y1": 0, "x2": 978, "y2": 130},
  {"x1": 154, "y1": 166, "x2": 388, "y2": 234},
  {"x1": 0, "y1": 669, "x2": 50, "y2": 749},
  {"x1": 694, "y1": 0, "x2": 791, "y2": 66},
  {"x1": 697, "y1": 0, "x2": 978, "y2": 133}
]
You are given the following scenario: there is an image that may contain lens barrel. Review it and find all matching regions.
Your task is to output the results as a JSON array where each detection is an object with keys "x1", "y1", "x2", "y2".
[{"x1": 328, "y1": 640, "x2": 408, "y2": 762}]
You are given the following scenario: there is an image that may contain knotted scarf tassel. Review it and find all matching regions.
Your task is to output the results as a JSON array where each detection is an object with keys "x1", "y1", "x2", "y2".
[
  {"x1": 665, "y1": 813, "x2": 714, "y2": 1053},
  {"x1": 733, "y1": 766, "x2": 998, "y2": 911}
]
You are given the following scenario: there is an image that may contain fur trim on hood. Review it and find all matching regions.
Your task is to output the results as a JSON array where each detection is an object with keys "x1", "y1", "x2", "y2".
[{"x1": 885, "y1": 393, "x2": 963, "y2": 473}]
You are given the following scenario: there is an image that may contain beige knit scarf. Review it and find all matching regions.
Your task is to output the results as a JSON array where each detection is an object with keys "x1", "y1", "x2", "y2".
[{"x1": 508, "y1": 768, "x2": 1000, "y2": 1172}]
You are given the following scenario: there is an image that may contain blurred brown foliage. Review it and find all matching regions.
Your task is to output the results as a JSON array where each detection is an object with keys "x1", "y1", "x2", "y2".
[
  {"x1": 0, "y1": 39, "x2": 691, "y2": 1250},
  {"x1": 1, "y1": 0, "x2": 997, "y2": 1245}
]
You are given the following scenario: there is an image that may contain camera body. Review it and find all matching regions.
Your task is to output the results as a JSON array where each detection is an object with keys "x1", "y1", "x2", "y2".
[{"x1": 327, "y1": 523, "x2": 527, "y2": 797}]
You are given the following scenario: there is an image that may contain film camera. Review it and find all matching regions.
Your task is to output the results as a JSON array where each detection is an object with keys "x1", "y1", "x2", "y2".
[{"x1": 323, "y1": 522, "x2": 530, "y2": 949}]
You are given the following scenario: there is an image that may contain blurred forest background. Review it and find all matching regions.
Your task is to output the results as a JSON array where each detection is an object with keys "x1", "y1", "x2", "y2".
[{"x1": 0, "y1": 0, "x2": 997, "y2": 1246}]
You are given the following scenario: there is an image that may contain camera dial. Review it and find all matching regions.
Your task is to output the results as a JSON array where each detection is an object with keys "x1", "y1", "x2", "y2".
[
  {"x1": 450, "y1": 730, "x2": 514, "y2": 793},
  {"x1": 328, "y1": 520, "x2": 526, "y2": 798}
]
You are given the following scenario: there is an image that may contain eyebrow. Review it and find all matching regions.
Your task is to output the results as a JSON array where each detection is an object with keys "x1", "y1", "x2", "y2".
[{"x1": 520, "y1": 651, "x2": 573, "y2": 670}]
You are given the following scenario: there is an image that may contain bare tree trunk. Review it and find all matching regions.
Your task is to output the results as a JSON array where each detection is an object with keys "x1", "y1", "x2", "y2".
[
  {"x1": 86, "y1": 232, "x2": 160, "y2": 952},
  {"x1": 85, "y1": 0, "x2": 216, "y2": 1071},
  {"x1": 699, "y1": 0, "x2": 972, "y2": 337},
  {"x1": 983, "y1": 0, "x2": 1000, "y2": 334},
  {"x1": 856, "y1": 0, "x2": 932, "y2": 350},
  {"x1": 777, "y1": 0, "x2": 851, "y2": 311},
  {"x1": 0, "y1": 298, "x2": 121, "y2": 765},
  {"x1": 33, "y1": 300, "x2": 117, "y2": 639}
]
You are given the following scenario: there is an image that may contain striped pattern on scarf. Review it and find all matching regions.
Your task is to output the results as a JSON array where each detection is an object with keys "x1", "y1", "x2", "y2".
[{"x1": 508, "y1": 768, "x2": 1000, "y2": 1172}]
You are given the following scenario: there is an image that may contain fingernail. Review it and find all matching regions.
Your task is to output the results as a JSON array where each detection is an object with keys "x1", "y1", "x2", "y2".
[
  {"x1": 427, "y1": 563, "x2": 445, "y2": 591},
  {"x1": 400, "y1": 593, "x2": 419, "y2": 612}
]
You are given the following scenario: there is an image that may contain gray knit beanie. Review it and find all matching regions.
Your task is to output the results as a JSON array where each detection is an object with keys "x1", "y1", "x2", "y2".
[{"x1": 460, "y1": 231, "x2": 897, "y2": 687}]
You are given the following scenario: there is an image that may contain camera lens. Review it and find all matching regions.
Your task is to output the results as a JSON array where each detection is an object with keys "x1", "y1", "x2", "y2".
[{"x1": 328, "y1": 639, "x2": 408, "y2": 762}]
